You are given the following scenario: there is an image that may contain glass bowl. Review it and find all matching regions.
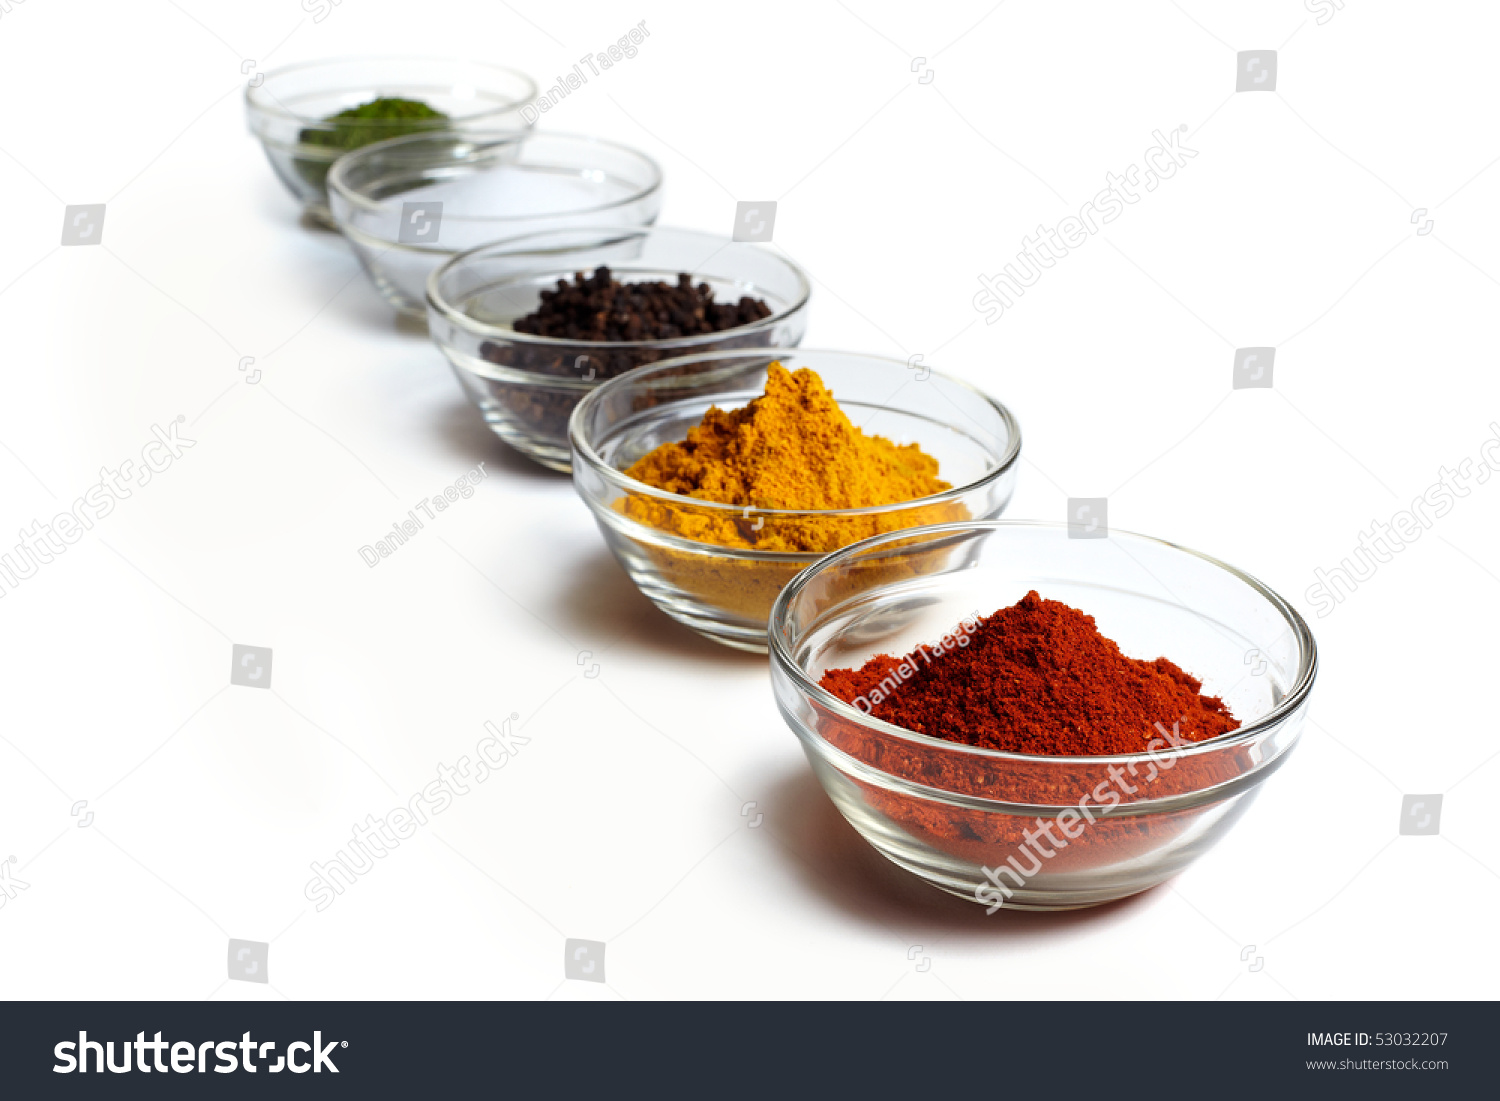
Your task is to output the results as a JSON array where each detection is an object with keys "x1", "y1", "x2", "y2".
[
  {"x1": 329, "y1": 131, "x2": 663, "y2": 318},
  {"x1": 428, "y1": 226, "x2": 811, "y2": 472},
  {"x1": 570, "y1": 350, "x2": 1022, "y2": 651},
  {"x1": 769, "y1": 521, "x2": 1317, "y2": 910},
  {"x1": 245, "y1": 56, "x2": 537, "y2": 223}
]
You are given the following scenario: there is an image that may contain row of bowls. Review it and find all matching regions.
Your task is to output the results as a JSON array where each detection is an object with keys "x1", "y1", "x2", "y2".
[
  {"x1": 248, "y1": 59, "x2": 811, "y2": 470},
  {"x1": 245, "y1": 58, "x2": 1317, "y2": 911}
]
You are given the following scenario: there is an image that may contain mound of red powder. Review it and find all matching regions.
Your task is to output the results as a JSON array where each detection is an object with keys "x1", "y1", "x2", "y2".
[{"x1": 818, "y1": 591, "x2": 1239, "y2": 755}]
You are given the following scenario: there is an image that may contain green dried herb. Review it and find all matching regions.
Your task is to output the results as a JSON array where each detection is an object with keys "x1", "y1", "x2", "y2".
[{"x1": 295, "y1": 96, "x2": 449, "y2": 188}]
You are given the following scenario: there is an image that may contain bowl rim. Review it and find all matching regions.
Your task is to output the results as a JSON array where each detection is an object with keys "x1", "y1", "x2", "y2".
[
  {"x1": 767, "y1": 518, "x2": 1318, "y2": 766},
  {"x1": 244, "y1": 55, "x2": 539, "y2": 125},
  {"x1": 326, "y1": 129, "x2": 664, "y2": 224},
  {"x1": 425, "y1": 225, "x2": 812, "y2": 348},
  {"x1": 568, "y1": 348, "x2": 1023, "y2": 524}
]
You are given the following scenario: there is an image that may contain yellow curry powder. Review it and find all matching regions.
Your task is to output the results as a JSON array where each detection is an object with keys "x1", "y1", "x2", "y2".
[{"x1": 618, "y1": 363, "x2": 968, "y2": 621}]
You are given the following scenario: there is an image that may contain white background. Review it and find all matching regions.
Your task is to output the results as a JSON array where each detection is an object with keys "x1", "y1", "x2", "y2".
[{"x1": 1, "y1": 0, "x2": 1497, "y2": 1001}]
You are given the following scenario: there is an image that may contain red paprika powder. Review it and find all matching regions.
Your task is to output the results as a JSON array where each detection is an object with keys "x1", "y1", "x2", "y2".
[
  {"x1": 820, "y1": 590, "x2": 1239, "y2": 755},
  {"x1": 814, "y1": 592, "x2": 1254, "y2": 890}
]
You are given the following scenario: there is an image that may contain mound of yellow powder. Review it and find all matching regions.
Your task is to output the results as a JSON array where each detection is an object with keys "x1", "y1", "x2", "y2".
[
  {"x1": 622, "y1": 363, "x2": 955, "y2": 555},
  {"x1": 627, "y1": 362, "x2": 949, "y2": 512},
  {"x1": 607, "y1": 362, "x2": 976, "y2": 638}
]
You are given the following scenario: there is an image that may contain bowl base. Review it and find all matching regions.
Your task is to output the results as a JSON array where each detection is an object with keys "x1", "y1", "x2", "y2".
[
  {"x1": 871, "y1": 838, "x2": 1172, "y2": 911},
  {"x1": 595, "y1": 527, "x2": 776, "y2": 651},
  {"x1": 802, "y1": 747, "x2": 1268, "y2": 913},
  {"x1": 302, "y1": 202, "x2": 337, "y2": 230},
  {"x1": 921, "y1": 869, "x2": 1155, "y2": 911},
  {"x1": 652, "y1": 602, "x2": 769, "y2": 653},
  {"x1": 480, "y1": 417, "x2": 573, "y2": 473}
]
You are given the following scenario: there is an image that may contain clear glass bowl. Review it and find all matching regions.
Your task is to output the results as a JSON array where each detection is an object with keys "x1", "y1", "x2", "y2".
[
  {"x1": 769, "y1": 521, "x2": 1317, "y2": 910},
  {"x1": 570, "y1": 350, "x2": 1022, "y2": 651},
  {"x1": 329, "y1": 131, "x2": 663, "y2": 318},
  {"x1": 245, "y1": 56, "x2": 537, "y2": 223},
  {"x1": 428, "y1": 226, "x2": 811, "y2": 472}
]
